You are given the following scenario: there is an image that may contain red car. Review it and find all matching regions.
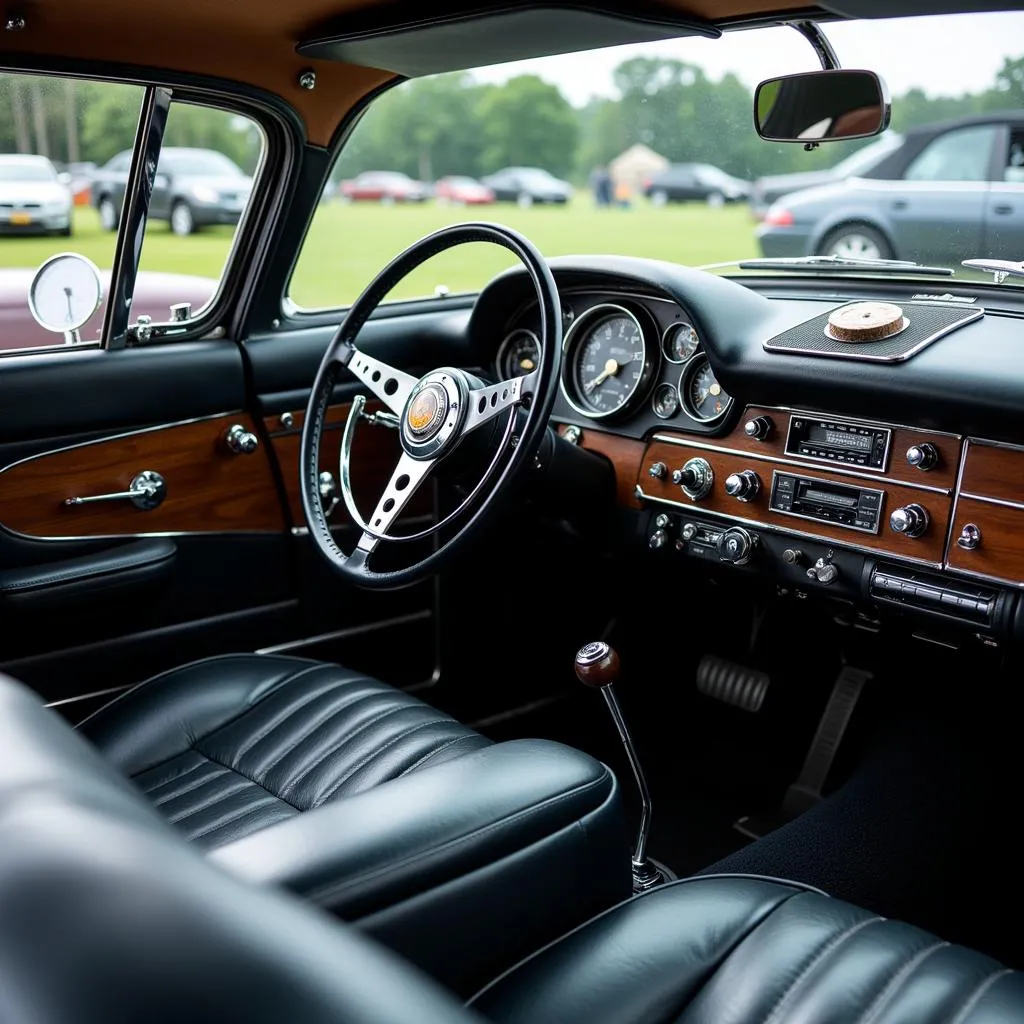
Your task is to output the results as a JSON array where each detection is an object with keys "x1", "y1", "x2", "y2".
[
  {"x1": 434, "y1": 176, "x2": 495, "y2": 205},
  {"x1": 339, "y1": 171, "x2": 428, "y2": 203}
]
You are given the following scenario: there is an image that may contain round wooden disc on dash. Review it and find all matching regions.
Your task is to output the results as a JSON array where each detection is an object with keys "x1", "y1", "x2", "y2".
[{"x1": 826, "y1": 301, "x2": 907, "y2": 343}]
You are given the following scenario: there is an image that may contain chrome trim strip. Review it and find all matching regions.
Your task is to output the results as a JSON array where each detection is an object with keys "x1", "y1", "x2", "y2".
[
  {"x1": 635, "y1": 486, "x2": 943, "y2": 569},
  {"x1": 45, "y1": 684, "x2": 131, "y2": 710},
  {"x1": 783, "y1": 413, "x2": 891, "y2": 474},
  {"x1": 558, "y1": 303, "x2": 656, "y2": 421},
  {"x1": 943, "y1": 564, "x2": 1024, "y2": 591},
  {"x1": 942, "y1": 436, "x2": 971, "y2": 565},
  {"x1": 650, "y1": 433, "x2": 951, "y2": 495},
  {"x1": 255, "y1": 609, "x2": 432, "y2": 654},
  {"x1": 763, "y1": 306, "x2": 984, "y2": 363},
  {"x1": 0, "y1": 526, "x2": 281, "y2": 543},
  {"x1": 957, "y1": 491, "x2": 1024, "y2": 512},
  {"x1": 768, "y1": 469, "x2": 884, "y2": 536}
]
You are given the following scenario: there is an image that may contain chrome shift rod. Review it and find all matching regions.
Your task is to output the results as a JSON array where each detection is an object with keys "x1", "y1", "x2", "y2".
[{"x1": 575, "y1": 641, "x2": 666, "y2": 892}]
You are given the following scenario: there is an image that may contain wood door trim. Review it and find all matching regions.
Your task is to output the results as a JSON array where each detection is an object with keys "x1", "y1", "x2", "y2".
[{"x1": 0, "y1": 412, "x2": 285, "y2": 540}]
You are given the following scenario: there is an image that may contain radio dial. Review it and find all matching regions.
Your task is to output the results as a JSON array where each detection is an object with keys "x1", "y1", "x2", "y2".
[
  {"x1": 744, "y1": 416, "x2": 773, "y2": 441},
  {"x1": 724, "y1": 470, "x2": 761, "y2": 502},
  {"x1": 906, "y1": 443, "x2": 938, "y2": 471},
  {"x1": 889, "y1": 503, "x2": 929, "y2": 538}
]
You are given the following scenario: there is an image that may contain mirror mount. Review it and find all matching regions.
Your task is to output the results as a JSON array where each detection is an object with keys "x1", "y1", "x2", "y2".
[{"x1": 788, "y1": 20, "x2": 840, "y2": 72}]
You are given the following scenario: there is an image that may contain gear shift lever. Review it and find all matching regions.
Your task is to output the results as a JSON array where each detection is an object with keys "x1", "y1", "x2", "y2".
[{"x1": 575, "y1": 641, "x2": 666, "y2": 892}]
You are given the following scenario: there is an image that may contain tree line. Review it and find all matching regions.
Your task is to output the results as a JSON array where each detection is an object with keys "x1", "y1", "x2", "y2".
[{"x1": 3, "y1": 55, "x2": 1023, "y2": 182}]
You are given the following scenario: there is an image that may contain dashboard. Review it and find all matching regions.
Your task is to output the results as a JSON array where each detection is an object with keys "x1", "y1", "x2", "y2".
[{"x1": 471, "y1": 256, "x2": 1024, "y2": 647}]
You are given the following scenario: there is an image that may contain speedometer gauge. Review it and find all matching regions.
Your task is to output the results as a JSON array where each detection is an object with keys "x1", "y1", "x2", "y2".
[
  {"x1": 681, "y1": 355, "x2": 732, "y2": 424},
  {"x1": 560, "y1": 303, "x2": 656, "y2": 420}
]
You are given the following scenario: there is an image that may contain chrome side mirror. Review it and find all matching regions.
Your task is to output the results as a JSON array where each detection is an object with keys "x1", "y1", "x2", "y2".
[{"x1": 754, "y1": 70, "x2": 890, "y2": 144}]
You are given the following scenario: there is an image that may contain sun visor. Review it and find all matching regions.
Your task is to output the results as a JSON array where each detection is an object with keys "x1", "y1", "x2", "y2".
[
  {"x1": 820, "y1": 0, "x2": 1021, "y2": 15},
  {"x1": 297, "y1": 3, "x2": 719, "y2": 77}
]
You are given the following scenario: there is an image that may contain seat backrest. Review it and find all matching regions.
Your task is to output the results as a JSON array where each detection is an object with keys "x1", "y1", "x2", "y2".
[{"x1": 0, "y1": 676, "x2": 479, "y2": 1024}]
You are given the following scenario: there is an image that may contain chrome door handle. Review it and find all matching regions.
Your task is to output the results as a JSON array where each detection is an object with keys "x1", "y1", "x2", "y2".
[{"x1": 65, "y1": 470, "x2": 167, "y2": 510}]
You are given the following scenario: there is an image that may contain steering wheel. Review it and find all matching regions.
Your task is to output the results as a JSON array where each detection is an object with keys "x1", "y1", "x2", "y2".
[{"x1": 300, "y1": 223, "x2": 561, "y2": 589}]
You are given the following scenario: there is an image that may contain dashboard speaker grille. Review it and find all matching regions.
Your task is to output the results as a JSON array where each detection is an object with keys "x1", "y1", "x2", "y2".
[{"x1": 763, "y1": 301, "x2": 983, "y2": 363}]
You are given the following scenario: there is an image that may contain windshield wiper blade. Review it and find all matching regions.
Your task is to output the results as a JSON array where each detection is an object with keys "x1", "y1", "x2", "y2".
[
  {"x1": 962, "y1": 258, "x2": 1024, "y2": 284},
  {"x1": 732, "y1": 255, "x2": 954, "y2": 276}
]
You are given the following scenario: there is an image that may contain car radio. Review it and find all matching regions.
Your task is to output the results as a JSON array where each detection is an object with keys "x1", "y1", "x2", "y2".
[
  {"x1": 785, "y1": 415, "x2": 890, "y2": 471},
  {"x1": 770, "y1": 472, "x2": 884, "y2": 534}
]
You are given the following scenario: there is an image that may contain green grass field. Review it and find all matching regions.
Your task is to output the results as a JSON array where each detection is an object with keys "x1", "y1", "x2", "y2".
[{"x1": 0, "y1": 200, "x2": 761, "y2": 308}]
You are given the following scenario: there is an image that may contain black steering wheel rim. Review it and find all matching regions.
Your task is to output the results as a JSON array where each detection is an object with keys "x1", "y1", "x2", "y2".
[{"x1": 300, "y1": 222, "x2": 562, "y2": 589}]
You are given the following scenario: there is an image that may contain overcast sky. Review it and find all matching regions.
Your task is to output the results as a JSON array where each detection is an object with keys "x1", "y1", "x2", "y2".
[{"x1": 472, "y1": 13, "x2": 1024, "y2": 107}]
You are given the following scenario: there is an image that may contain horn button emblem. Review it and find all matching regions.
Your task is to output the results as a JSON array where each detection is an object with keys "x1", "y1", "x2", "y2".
[{"x1": 405, "y1": 383, "x2": 448, "y2": 438}]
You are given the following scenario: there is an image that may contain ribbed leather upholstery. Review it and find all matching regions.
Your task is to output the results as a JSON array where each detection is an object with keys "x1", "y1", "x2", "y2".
[
  {"x1": 79, "y1": 654, "x2": 492, "y2": 849},
  {"x1": 473, "y1": 874, "x2": 1024, "y2": 1023}
]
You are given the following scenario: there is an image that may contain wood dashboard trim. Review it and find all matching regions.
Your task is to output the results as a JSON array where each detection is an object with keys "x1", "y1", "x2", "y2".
[
  {"x1": 0, "y1": 413, "x2": 285, "y2": 540},
  {"x1": 557, "y1": 424, "x2": 643, "y2": 509}
]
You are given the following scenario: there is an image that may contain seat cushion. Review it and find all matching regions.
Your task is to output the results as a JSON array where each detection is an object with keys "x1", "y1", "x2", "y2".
[
  {"x1": 472, "y1": 874, "x2": 1024, "y2": 1024},
  {"x1": 79, "y1": 654, "x2": 491, "y2": 849}
]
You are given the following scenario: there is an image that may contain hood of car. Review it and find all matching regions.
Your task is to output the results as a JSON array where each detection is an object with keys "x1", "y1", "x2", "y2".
[{"x1": 0, "y1": 182, "x2": 70, "y2": 206}]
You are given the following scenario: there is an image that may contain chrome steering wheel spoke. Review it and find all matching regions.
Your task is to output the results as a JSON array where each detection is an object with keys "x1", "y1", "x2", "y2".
[
  {"x1": 461, "y1": 370, "x2": 537, "y2": 436},
  {"x1": 338, "y1": 344, "x2": 418, "y2": 417}
]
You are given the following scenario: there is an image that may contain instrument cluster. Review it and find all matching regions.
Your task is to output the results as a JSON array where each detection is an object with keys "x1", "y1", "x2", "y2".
[{"x1": 495, "y1": 293, "x2": 733, "y2": 432}]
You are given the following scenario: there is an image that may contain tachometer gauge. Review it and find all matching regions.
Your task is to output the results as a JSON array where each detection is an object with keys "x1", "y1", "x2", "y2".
[
  {"x1": 28, "y1": 252, "x2": 103, "y2": 340},
  {"x1": 662, "y1": 321, "x2": 700, "y2": 364},
  {"x1": 651, "y1": 382, "x2": 680, "y2": 420},
  {"x1": 497, "y1": 328, "x2": 541, "y2": 378},
  {"x1": 561, "y1": 303, "x2": 656, "y2": 420},
  {"x1": 681, "y1": 355, "x2": 732, "y2": 424}
]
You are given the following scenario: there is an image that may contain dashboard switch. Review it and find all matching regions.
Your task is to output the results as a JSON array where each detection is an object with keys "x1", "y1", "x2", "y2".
[
  {"x1": 672, "y1": 458, "x2": 713, "y2": 500},
  {"x1": 806, "y1": 556, "x2": 839, "y2": 585},
  {"x1": 782, "y1": 548, "x2": 803, "y2": 566},
  {"x1": 957, "y1": 523, "x2": 981, "y2": 550},
  {"x1": 648, "y1": 461, "x2": 667, "y2": 479},
  {"x1": 906, "y1": 443, "x2": 938, "y2": 471},
  {"x1": 681, "y1": 522, "x2": 698, "y2": 542},
  {"x1": 717, "y1": 527, "x2": 755, "y2": 566},
  {"x1": 654, "y1": 513, "x2": 671, "y2": 530},
  {"x1": 889, "y1": 503, "x2": 929, "y2": 538},
  {"x1": 648, "y1": 529, "x2": 667, "y2": 550},
  {"x1": 744, "y1": 416, "x2": 773, "y2": 441},
  {"x1": 724, "y1": 469, "x2": 761, "y2": 502}
]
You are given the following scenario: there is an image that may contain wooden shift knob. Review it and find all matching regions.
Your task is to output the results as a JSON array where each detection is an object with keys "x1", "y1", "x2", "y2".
[{"x1": 574, "y1": 642, "x2": 620, "y2": 689}]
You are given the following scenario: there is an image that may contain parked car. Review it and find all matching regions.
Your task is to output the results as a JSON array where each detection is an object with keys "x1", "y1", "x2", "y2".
[
  {"x1": 339, "y1": 171, "x2": 428, "y2": 203},
  {"x1": 91, "y1": 147, "x2": 253, "y2": 236},
  {"x1": 643, "y1": 163, "x2": 750, "y2": 206},
  {"x1": 0, "y1": 154, "x2": 73, "y2": 236},
  {"x1": 751, "y1": 133, "x2": 905, "y2": 218},
  {"x1": 434, "y1": 176, "x2": 495, "y2": 205},
  {"x1": 757, "y1": 112, "x2": 1024, "y2": 262},
  {"x1": 1, "y1": 268, "x2": 216, "y2": 352},
  {"x1": 480, "y1": 167, "x2": 573, "y2": 206}
]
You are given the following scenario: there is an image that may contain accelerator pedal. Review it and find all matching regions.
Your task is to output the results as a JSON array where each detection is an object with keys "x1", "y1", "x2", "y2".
[
  {"x1": 696, "y1": 655, "x2": 770, "y2": 714},
  {"x1": 734, "y1": 664, "x2": 872, "y2": 840}
]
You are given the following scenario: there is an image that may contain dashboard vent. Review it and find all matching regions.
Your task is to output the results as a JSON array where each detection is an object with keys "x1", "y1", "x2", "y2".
[{"x1": 763, "y1": 301, "x2": 983, "y2": 363}]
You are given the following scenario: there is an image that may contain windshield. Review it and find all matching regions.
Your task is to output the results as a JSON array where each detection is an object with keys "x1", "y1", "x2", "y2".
[
  {"x1": 160, "y1": 151, "x2": 244, "y2": 177},
  {"x1": 290, "y1": 10, "x2": 1024, "y2": 307},
  {"x1": 0, "y1": 161, "x2": 56, "y2": 182}
]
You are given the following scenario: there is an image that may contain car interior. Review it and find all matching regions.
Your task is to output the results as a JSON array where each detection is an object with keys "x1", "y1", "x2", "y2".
[{"x1": 3, "y1": 0, "x2": 1024, "y2": 1021}]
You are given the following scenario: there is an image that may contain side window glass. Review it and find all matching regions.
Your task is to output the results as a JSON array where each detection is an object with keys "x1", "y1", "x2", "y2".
[
  {"x1": 904, "y1": 125, "x2": 998, "y2": 183},
  {"x1": 1005, "y1": 127, "x2": 1024, "y2": 183},
  {"x1": 0, "y1": 74, "x2": 143, "y2": 353}
]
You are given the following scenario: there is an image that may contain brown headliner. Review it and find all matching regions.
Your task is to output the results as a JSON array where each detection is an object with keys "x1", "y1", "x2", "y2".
[{"x1": 0, "y1": 0, "x2": 816, "y2": 146}]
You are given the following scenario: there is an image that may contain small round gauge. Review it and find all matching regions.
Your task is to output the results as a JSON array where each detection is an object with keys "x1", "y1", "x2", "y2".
[
  {"x1": 497, "y1": 328, "x2": 541, "y2": 378},
  {"x1": 561, "y1": 304, "x2": 654, "y2": 420},
  {"x1": 28, "y1": 252, "x2": 103, "y2": 334},
  {"x1": 651, "y1": 382, "x2": 680, "y2": 420},
  {"x1": 662, "y1": 321, "x2": 700, "y2": 364},
  {"x1": 681, "y1": 355, "x2": 733, "y2": 423}
]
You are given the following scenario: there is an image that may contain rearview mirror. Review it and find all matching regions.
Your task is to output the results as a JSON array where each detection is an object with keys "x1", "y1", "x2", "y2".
[{"x1": 754, "y1": 70, "x2": 890, "y2": 143}]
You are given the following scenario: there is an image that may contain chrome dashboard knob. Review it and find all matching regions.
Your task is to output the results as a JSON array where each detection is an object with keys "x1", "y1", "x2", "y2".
[
  {"x1": 956, "y1": 523, "x2": 982, "y2": 550},
  {"x1": 744, "y1": 415, "x2": 773, "y2": 441},
  {"x1": 648, "y1": 461, "x2": 667, "y2": 479},
  {"x1": 225, "y1": 423, "x2": 260, "y2": 455},
  {"x1": 717, "y1": 527, "x2": 755, "y2": 566},
  {"x1": 673, "y1": 458, "x2": 713, "y2": 500},
  {"x1": 724, "y1": 469, "x2": 761, "y2": 502},
  {"x1": 889, "y1": 503, "x2": 929, "y2": 538},
  {"x1": 906, "y1": 443, "x2": 938, "y2": 471}
]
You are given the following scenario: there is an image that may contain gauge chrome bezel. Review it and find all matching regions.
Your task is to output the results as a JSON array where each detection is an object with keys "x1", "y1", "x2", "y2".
[
  {"x1": 680, "y1": 353, "x2": 734, "y2": 424},
  {"x1": 661, "y1": 320, "x2": 700, "y2": 365},
  {"x1": 28, "y1": 251, "x2": 104, "y2": 334},
  {"x1": 495, "y1": 327, "x2": 541, "y2": 380},
  {"x1": 651, "y1": 381, "x2": 681, "y2": 420},
  {"x1": 559, "y1": 302, "x2": 658, "y2": 421}
]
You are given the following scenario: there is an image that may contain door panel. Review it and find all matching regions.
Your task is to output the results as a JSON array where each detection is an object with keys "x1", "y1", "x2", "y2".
[{"x1": 984, "y1": 183, "x2": 1024, "y2": 258}]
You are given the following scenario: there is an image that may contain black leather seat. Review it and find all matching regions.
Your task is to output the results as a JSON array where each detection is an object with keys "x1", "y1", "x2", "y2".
[
  {"x1": 79, "y1": 654, "x2": 492, "y2": 849},
  {"x1": 4, "y1": 671, "x2": 1023, "y2": 1024}
]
